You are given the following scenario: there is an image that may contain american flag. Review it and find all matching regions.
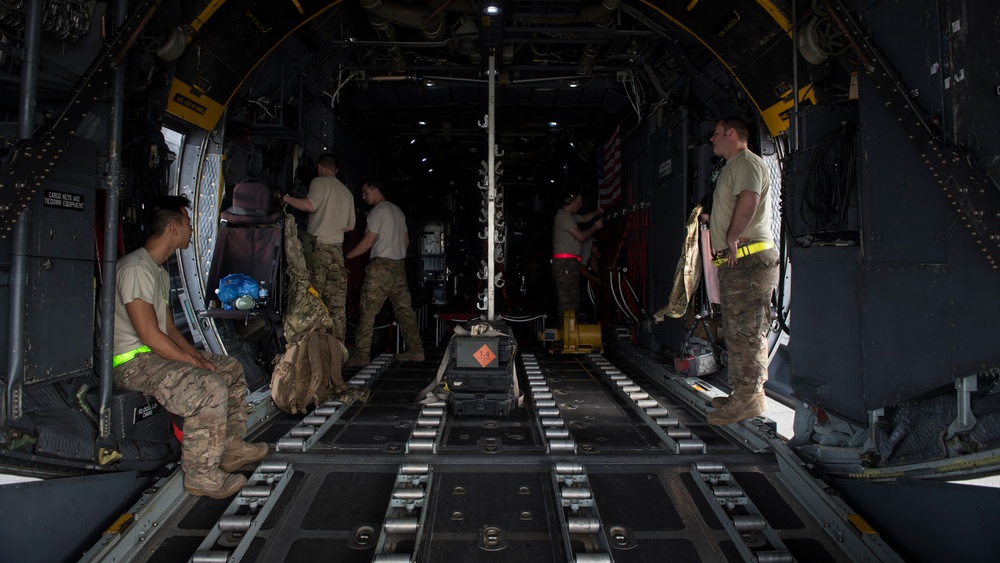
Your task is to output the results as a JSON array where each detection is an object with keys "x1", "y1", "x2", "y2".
[{"x1": 598, "y1": 125, "x2": 622, "y2": 208}]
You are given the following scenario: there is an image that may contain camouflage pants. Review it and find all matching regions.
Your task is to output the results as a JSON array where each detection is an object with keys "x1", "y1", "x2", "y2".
[
  {"x1": 551, "y1": 258, "x2": 581, "y2": 322},
  {"x1": 306, "y1": 242, "x2": 347, "y2": 342},
  {"x1": 718, "y1": 248, "x2": 780, "y2": 393},
  {"x1": 113, "y1": 351, "x2": 248, "y2": 477},
  {"x1": 354, "y1": 258, "x2": 423, "y2": 360}
]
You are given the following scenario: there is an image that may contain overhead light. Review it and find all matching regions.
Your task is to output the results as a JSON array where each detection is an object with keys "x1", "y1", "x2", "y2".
[
  {"x1": 569, "y1": 141, "x2": 576, "y2": 148},
  {"x1": 428, "y1": 168, "x2": 434, "y2": 173},
  {"x1": 548, "y1": 121, "x2": 559, "y2": 128},
  {"x1": 418, "y1": 121, "x2": 427, "y2": 126},
  {"x1": 483, "y1": 3, "x2": 501, "y2": 16},
  {"x1": 421, "y1": 157, "x2": 428, "y2": 162},
  {"x1": 568, "y1": 79, "x2": 580, "y2": 88},
  {"x1": 424, "y1": 78, "x2": 436, "y2": 87},
  {"x1": 410, "y1": 138, "x2": 417, "y2": 145}
]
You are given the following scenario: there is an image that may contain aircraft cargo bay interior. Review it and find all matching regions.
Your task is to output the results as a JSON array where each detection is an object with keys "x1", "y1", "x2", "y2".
[{"x1": 1, "y1": 1, "x2": 1000, "y2": 562}]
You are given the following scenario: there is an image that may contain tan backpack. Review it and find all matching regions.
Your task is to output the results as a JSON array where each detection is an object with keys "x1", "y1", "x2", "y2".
[
  {"x1": 270, "y1": 213, "x2": 348, "y2": 414},
  {"x1": 270, "y1": 328, "x2": 349, "y2": 414}
]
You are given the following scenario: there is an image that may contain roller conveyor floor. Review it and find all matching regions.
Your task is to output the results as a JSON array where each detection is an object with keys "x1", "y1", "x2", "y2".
[{"x1": 106, "y1": 344, "x2": 892, "y2": 563}]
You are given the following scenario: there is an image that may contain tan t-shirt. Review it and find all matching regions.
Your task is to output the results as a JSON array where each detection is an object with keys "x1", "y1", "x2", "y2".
[
  {"x1": 305, "y1": 175, "x2": 356, "y2": 245},
  {"x1": 367, "y1": 201, "x2": 407, "y2": 260},
  {"x1": 552, "y1": 209, "x2": 584, "y2": 256},
  {"x1": 709, "y1": 149, "x2": 773, "y2": 252},
  {"x1": 113, "y1": 248, "x2": 169, "y2": 356}
]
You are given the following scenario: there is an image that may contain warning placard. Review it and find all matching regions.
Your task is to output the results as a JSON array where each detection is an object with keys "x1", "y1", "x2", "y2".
[
  {"x1": 456, "y1": 337, "x2": 501, "y2": 368},
  {"x1": 473, "y1": 344, "x2": 497, "y2": 367}
]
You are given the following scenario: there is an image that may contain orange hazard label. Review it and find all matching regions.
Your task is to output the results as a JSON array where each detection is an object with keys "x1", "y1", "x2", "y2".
[{"x1": 473, "y1": 344, "x2": 497, "y2": 367}]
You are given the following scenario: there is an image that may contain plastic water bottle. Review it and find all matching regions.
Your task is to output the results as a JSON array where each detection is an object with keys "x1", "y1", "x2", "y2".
[{"x1": 234, "y1": 295, "x2": 256, "y2": 310}]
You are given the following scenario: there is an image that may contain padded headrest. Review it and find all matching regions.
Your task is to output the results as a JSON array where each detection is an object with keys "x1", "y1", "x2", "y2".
[{"x1": 221, "y1": 181, "x2": 282, "y2": 225}]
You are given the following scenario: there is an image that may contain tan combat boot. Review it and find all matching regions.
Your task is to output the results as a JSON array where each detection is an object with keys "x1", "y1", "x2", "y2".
[
  {"x1": 707, "y1": 386, "x2": 766, "y2": 425},
  {"x1": 219, "y1": 437, "x2": 269, "y2": 472},
  {"x1": 395, "y1": 350, "x2": 425, "y2": 362},
  {"x1": 183, "y1": 469, "x2": 247, "y2": 499},
  {"x1": 345, "y1": 354, "x2": 370, "y2": 368},
  {"x1": 710, "y1": 390, "x2": 767, "y2": 410}
]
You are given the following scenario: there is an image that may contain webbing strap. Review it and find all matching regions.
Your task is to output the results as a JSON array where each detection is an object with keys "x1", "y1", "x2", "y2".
[{"x1": 712, "y1": 241, "x2": 775, "y2": 267}]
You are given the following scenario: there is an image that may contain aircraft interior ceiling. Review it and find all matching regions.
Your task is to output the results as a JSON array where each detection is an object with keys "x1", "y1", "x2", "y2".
[
  {"x1": 167, "y1": 2, "x2": 812, "y2": 178},
  {"x1": 151, "y1": 0, "x2": 761, "y2": 189}
]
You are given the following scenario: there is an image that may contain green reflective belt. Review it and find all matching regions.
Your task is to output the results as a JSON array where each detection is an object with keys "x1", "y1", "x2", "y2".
[
  {"x1": 113, "y1": 345, "x2": 151, "y2": 367},
  {"x1": 713, "y1": 241, "x2": 774, "y2": 267}
]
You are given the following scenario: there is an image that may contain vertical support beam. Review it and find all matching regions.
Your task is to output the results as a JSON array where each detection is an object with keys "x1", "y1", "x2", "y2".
[
  {"x1": 486, "y1": 51, "x2": 497, "y2": 321},
  {"x1": 4, "y1": 209, "x2": 30, "y2": 426},
  {"x1": 18, "y1": 0, "x2": 41, "y2": 139},
  {"x1": 96, "y1": 0, "x2": 129, "y2": 443},
  {"x1": 789, "y1": 0, "x2": 799, "y2": 152}
]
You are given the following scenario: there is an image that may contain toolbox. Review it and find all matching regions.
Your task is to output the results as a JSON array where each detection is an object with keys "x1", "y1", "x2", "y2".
[{"x1": 446, "y1": 321, "x2": 517, "y2": 416}]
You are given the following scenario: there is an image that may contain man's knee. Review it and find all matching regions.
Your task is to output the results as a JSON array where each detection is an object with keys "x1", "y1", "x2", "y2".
[
  {"x1": 203, "y1": 353, "x2": 243, "y2": 382},
  {"x1": 202, "y1": 377, "x2": 229, "y2": 410},
  {"x1": 169, "y1": 375, "x2": 227, "y2": 418}
]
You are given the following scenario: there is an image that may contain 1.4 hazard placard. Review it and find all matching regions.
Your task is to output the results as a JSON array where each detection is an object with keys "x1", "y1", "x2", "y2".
[
  {"x1": 456, "y1": 337, "x2": 501, "y2": 368},
  {"x1": 473, "y1": 344, "x2": 497, "y2": 367}
]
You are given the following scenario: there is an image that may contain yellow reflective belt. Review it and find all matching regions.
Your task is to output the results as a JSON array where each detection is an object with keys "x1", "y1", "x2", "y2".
[
  {"x1": 713, "y1": 241, "x2": 775, "y2": 267},
  {"x1": 113, "y1": 345, "x2": 151, "y2": 367}
]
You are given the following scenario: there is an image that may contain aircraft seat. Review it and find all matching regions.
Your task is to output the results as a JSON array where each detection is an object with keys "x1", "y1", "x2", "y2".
[{"x1": 204, "y1": 180, "x2": 284, "y2": 320}]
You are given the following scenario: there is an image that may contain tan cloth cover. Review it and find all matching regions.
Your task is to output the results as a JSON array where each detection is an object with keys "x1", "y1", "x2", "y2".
[{"x1": 654, "y1": 204, "x2": 720, "y2": 319}]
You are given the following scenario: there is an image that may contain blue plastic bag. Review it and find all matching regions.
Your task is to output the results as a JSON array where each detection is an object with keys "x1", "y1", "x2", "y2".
[{"x1": 217, "y1": 273, "x2": 260, "y2": 310}]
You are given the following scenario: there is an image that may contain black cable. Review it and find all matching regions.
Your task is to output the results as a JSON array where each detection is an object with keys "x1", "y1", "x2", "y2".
[
  {"x1": 773, "y1": 137, "x2": 792, "y2": 336},
  {"x1": 799, "y1": 123, "x2": 858, "y2": 234}
]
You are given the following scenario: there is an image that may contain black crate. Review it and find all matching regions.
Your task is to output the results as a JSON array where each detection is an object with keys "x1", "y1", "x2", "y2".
[
  {"x1": 450, "y1": 391, "x2": 516, "y2": 417},
  {"x1": 111, "y1": 390, "x2": 171, "y2": 442},
  {"x1": 447, "y1": 365, "x2": 513, "y2": 393},
  {"x1": 452, "y1": 321, "x2": 516, "y2": 368}
]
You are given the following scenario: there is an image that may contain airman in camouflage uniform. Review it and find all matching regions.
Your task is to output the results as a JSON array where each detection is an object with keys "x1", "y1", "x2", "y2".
[
  {"x1": 706, "y1": 116, "x2": 779, "y2": 426},
  {"x1": 113, "y1": 196, "x2": 268, "y2": 499},
  {"x1": 551, "y1": 192, "x2": 603, "y2": 322},
  {"x1": 282, "y1": 153, "x2": 355, "y2": 342},
  {"x1": 345, "y1": 180, "x2": 424, "y2": 367}
]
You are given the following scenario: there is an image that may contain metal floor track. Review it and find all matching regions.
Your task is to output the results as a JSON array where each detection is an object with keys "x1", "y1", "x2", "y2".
[{"x1": 115, "y1": 347, "x2": 872, "y2": 563}]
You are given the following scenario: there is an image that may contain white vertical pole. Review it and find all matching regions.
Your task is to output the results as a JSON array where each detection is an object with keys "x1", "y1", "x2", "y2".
[{"x1": 486, "y1": 51, "x2": 497, "y2": 321}]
